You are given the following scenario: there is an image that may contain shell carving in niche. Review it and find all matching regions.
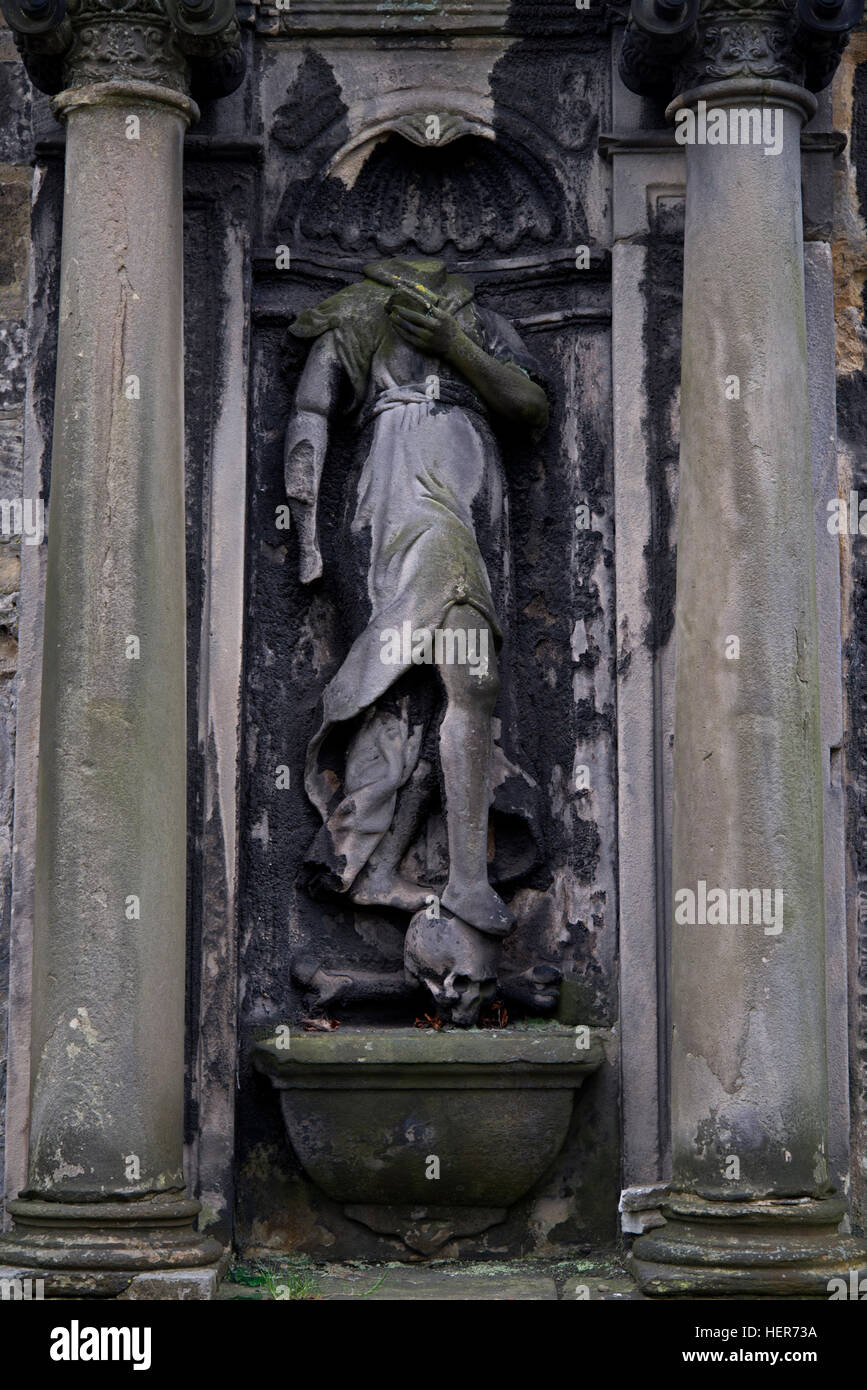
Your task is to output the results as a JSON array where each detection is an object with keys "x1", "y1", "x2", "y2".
[{"x1": 284, "y1": 131, "x2": 564, "y2": 256}]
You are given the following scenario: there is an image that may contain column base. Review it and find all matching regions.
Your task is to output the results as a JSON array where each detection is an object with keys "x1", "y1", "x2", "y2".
[
  {"x1": 630, "y1": 1192, "x2": 867, "y2": 1298},
  {"x1": 0, "y1": 1195, "x2": 223, "y2": 1298}
]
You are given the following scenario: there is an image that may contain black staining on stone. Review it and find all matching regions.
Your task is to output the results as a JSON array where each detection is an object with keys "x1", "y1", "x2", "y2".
[
  {"x1": 188, "y1": 43, "x2": 247, "y2": 106},
  {"x1": 272, "y1": 50, "x2": 350, "y2": 244},
  {"x1": 691, "y1": 1112, "x2": 729, "y2": 1170},
  {"x1": 180, "y1": 163, "x2": 258, "y2": 1207},
  {"x1": 840, "y1": 57, "x2": 867, "y2": 1235},
  {"x1": 298, "y1": 829, "x2": 349, "y2": 901},
  {"x1": 29, "y1": 162, "x2": 62, "y2": 508},
  {"x1": 489, "y1": 36, "x2": 599, "y2": 257},
  {"x1": 241, "y1": 312, "x2": 342, "y2": 1030},
  {"x1": 272, "y1": 26, "x2": 602, "y2": 263},
  {"x1": 0, "y1": 62, "x2": 32, "y2": 166},
  {"x1": 493, "y1": 365, "x2": 611, "y2": 895},
  {"x1": 486, "y1": 30, "x2": 615, "y2": 1028},
  {"x1": 505, "y1": 0, "x2": 609, "y2": 39},
  {"x1": 182, "y1": 193, "x2": 227, "y2": 1147},
  {"x1": 571, "y1": 812, "x2": 602, "y2": 879},
  {"x1": 688, "y1": 1111, "x2": 824, "y2": 1200},
  {"x1": 642, "y1": 199, "x2": 683, "y2": 655},
  {"x1": 853, "y1": 61, "x2": 867, "y2": 227},
  {"x1": 185, "y1": 725, "x2": 233, "y2": 1158},
  {"x1": 272, "y1": 49, "x2": 348, "y2": 155}
]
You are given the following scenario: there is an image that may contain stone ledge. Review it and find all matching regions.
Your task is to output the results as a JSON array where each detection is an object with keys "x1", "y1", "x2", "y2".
[
  {"x1": 219, "y1": 1256, "x2": 642, "y2": 1301},
  {"x1": 254, "y1": 1023, "x2": 611, "y2": 1090}
]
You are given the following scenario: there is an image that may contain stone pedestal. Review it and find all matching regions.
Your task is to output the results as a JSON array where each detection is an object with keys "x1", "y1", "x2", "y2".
[
  {"x1": 630, "y1": 75, "x2": 867, "y2": 1296},
  {"x1": 255, "y1": 1026, "x2": 607, "y2": 1257}
]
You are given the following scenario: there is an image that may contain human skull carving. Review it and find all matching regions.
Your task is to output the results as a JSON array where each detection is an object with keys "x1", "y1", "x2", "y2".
[{"x1": 404, "y1": 909, "x2": 499, "y2": 1026}]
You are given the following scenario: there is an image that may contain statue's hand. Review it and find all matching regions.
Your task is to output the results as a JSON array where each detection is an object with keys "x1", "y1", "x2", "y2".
[{"x1": 388, "y1": 290, "x2": 463, "y2": 361}]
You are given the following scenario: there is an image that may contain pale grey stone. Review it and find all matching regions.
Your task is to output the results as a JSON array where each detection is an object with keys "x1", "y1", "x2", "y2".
[{"x1": 119, "y1": 1269, "x2": 218, "y2": 1301}]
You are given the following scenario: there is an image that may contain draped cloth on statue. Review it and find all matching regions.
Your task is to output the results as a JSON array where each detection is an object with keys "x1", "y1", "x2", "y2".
[{"x1": 289, "y1": 258, "x2": 543, "y2": 896}]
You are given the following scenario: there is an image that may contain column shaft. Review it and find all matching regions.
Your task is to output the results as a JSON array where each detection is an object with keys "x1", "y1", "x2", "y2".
[
  {"x1": 632, "y1": 78, "x2": 867, "y2": 1296},
  {"x1": 0, "y1": 81, "x2": 221, "y2": 1295},
  {"x1": 671, "y1": 90, "x2": 826, "y2": 1198},
  {"x1": 29, "y1": 84, "x2": 190, "y2": 1200}
]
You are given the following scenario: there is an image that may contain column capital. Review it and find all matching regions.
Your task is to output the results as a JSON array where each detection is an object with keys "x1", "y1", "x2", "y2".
[
  {"x1": 666, "y1": 74, "x2": 818, "y2": 121},
  {"x1": 51, "y1": 76, "x2": 199, "y2": 124},
  {"x1": 0, "y1": 0, "x2": 245, "y2": 105},
  {"x1": 618, "y1": 0, "x2": 863, "y2": 102}
]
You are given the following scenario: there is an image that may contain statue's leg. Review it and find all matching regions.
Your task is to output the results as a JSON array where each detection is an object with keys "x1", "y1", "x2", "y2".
[
  {"x1": 350, "y1": 754, "x2": 436, "y2": 911},
  {"x1": 437, "y1": 604, "x2": 514, "y2": 936}
]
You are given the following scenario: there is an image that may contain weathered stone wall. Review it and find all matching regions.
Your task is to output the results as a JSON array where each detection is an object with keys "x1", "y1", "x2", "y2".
[
  {"x1": 834, "y1": 27, "x2": 867, "y2": 1237},
  {"x1": 0, "y1": 17, "x2": 31, "y2": 1207}
]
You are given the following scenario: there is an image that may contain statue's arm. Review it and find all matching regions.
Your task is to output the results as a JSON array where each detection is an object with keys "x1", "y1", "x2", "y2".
[
  {"x1": 444, "y1": 331, "x2": 548, "y2": 431},
  {"x1": 387, "y1": 295, "x2": 547, "y2": 431},
  {"x1": 284, "y1": 331, "x2": 343, "y2": 584}
]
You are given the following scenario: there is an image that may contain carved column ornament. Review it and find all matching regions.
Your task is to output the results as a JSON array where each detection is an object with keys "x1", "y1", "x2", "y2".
[
  {"x1": 618, "y1": 0, "x2": 863, "y2": 97},
  {"x1": 0, "y1": 0, "x2": 244, "y2": 100}
]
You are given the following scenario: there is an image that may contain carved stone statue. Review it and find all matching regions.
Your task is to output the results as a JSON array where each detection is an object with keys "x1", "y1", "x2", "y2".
[{"x1": 285, "y1": 256, "x2": 552, "y2": 1023}]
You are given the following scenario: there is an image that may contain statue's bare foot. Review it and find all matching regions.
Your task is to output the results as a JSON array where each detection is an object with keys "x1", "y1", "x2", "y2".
[
  {"x1": 350, "y1": 869, "x2": 432, "y2": 913},
  {"x1": 441, "y1": 880, "x2": 515, "y2": 937}
]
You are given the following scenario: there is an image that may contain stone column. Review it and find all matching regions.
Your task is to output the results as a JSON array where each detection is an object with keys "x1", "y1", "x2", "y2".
[
  {"x1": 0, "y1": 0, "x2": 242, "y2": 1297},
  {"x1": 620, "y1": 3, "x2": 867, "y2": 1294}
]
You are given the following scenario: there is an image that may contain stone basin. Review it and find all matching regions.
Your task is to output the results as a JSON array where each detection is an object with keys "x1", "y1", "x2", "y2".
[{"x1": 254, "y1": 1026, "x2": 607, "y2": 1250}]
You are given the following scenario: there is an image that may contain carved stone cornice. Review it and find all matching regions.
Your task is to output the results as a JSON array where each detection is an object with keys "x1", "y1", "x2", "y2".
[
  {"x1": 617, "y1": 0, "x2": 860, "y2": 100},
  {"x1": 0, "y1": 0, "x2": 244, "y2": 101}
]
